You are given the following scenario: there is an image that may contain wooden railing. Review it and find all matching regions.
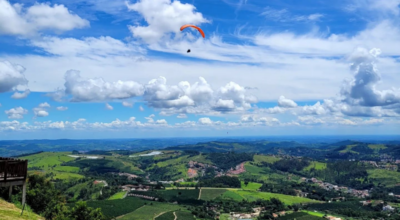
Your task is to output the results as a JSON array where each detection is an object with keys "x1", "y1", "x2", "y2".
[{"x1": 0, "y1": 157, "x2": 28, "y2": 182}]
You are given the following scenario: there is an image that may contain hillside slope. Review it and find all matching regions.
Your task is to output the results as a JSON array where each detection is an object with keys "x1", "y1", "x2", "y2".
[{"x1": 0, "y1": 199, "x2": 44, "y2": 220}]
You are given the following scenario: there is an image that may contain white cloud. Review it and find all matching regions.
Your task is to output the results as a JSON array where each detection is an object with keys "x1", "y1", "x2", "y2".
[
  {"x1": 122, "y1": 101, "x2": 134, "y2": 107},
  {"x1": 145, "y1": 114, "x2": 155, "y2": 123},
  {"x1": 0, "y1": 0, "x2": 89, "y2": 36},
  {"x1": 177, "y1": 113, "x2": 187, "y2": 118},
  {"x1": 126, "y1": 0, "x2": 209, "y2": 44},
  {"x1": 278, "y1": 96, "x2": 297, "y2": 108},
  {"x1": 51, "y1": 73, "x2": 256, "y2": 115},
  {"x1": 30, "y1": 36, "x2": 144, "y2": 58},
  {"x1": 240, "y1": 114, "x2": 280, "y2": 126},
  {"x1": 39, "y1": 102, "x2": 50, "y2": 108},
  {"x1": 139, "y1": 105, "x2": 144, "y2": 111},
  {"x1": 156, "y1": 119, "x2": 167, "y2": 124},
  {"x1": 0, "y1": 61, "x2": 28, "y2": 93},
  {"x1": 5, "y1": 107, "x2": 28, "y2": 119},
  {"x1": 105, "y1": 103, "x2": 113, "y2": 110},
  {"x1": 33, "y1": 102, "x2": 50, "y2": 118},
  {"x1": 11, "y1": 89, "x2": 30, "y2": 99},
  {"x1": 260, "y1": 7, "x2": 323, "y2": 22},
  {"x1": 341, "y1": 47, "x2": 400, "y2": 107},
  {"x1": 346, "y1": 0, "x2": 400, "y2": 15},
  {"x1": 62, "y1": 70, "x2": 145, "y2": 102},
  {"x1": 198, "y1": 117, "x2": 212, "y2": 125},
  {"x1": 56, "y1": 106, "x2": 68, "y2": 111}
]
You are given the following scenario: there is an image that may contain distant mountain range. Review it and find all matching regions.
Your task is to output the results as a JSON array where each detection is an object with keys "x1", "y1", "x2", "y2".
[{"x1": 1, "y1": 136, "x2": 399, "y2": 158}]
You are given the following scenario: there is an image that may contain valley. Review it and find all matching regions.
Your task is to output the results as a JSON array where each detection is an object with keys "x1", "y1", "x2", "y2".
[{"x1": 2, "y1": 139, "x2": 400, "y2": 219}]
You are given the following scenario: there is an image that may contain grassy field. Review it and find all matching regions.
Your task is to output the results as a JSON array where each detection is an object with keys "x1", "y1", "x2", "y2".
[
  {"x1": 304, "y1": 161, "x2": 327, "y2": 171},
  {"x1": 20, "y1": 152, "x2": 84, "y2": 181},
  {"x1": 253, "y1": 155, "x2": 280, "y2": 164},
  {"x1": 87, "y1": 197, "x2": 146, "y2": 219},
  {"x1": 302, "y1": 210, "x2": 325, "y2": 217},
  {"x1": 0, "y1": 199, "x2": 44, "y2": 220},
  {"x1": 120, "y1": 203, "x2": 182, "y2": 220},
  {"x1": 221, "y1": 190, "x2": 245, "y2": 201},
  {"x1": 241, "y1": 181, "x2": 262, "y2": 191},
  {"x1": 338, "y1": 145, "x2": 359, "y2": 154},
  {"x1": 368, "y1": 144, "x2": 387, "y2": 150},
  {"x1": 20, "y1": 152, "x2": 75, "y2": 169},
  {"x1": 176, "y1": 210, "x2": 196, "y2": 220},
  {"x1": 108, "y1": 191, "x2": 126, "y2": 200},
  {"x1": 51, "y1": 171, "x2": 84, "y2": 180},
  {"x1": 222, "y1": 190, "x2": 319, "y2": 205},
  {"x1": 200, "y1": 189, "x2": 227, "y2": 200},
  {"x1": 368, "y1": 169, "x2": 400, "y2": 187},
  {"x1": 219, "y1": 213, "x2": 230, "y2": 220},
  {"x1": 53, "y1": 166, "x2": 80, "y2": 173},
  {"x1": 240, "y1": 163, "x2": 296, "y2": 183},
  {"x1": 278, "y1": 212, "x2": 324, "y2": 220},
  {"x1": 155, "y1": 155, "x2": 190, "y2": 168},
  {"x1": 155, "y1": 211, "x2": 175, "y2": 220}
]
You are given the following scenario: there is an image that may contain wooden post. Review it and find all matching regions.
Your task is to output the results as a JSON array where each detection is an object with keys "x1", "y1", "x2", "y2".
[
  {"x1": 22, "y1": 181, "x2": 26, "y2": 207},
  {"x1": 4, "y1": 161, "x2": 7, "y2": 182},
  {"x1": 8, "y1": 186, "x2": 12, "y2": 200}
]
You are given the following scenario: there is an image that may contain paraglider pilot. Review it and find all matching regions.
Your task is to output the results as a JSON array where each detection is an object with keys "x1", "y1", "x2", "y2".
[{"x1": 187, "y1": 49, "x2": 191, "y2": 53}]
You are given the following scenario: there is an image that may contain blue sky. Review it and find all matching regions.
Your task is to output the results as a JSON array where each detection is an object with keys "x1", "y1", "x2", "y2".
[{"x1": 0, "y1": 0, "x2": 400, "y2": 139}]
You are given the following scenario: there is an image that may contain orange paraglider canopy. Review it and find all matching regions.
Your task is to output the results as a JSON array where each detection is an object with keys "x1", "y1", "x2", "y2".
[{"x1": 180, "y1": 24, "x2": 205, "y2": 38}]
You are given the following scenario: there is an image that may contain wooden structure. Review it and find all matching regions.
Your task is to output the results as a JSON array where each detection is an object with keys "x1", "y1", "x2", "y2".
[{"x1": 0, "y1": 157, "x2": 28, "y2": 206}]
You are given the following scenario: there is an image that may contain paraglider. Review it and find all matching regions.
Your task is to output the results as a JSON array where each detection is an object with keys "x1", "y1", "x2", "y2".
[{"x1": 180, "y1": 24, "x2": 205, "y2": 53}]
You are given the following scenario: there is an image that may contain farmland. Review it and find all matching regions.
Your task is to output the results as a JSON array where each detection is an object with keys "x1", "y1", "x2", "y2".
[
  {"x1": 367, "y1": 169, "x2": 400, "y2": 187},
  {"x1": 108, "y1": 191, "x2": 126, "y2": 200},
  {"x1": 303, "y1": 161, "x2": 327, "y2": 171},
  {"x1": 87, "y1": 197, "x2": 146, "y2": 219},
  {"x1": 3, "y1": 138, "x2": 400, "y2": 220},
  {"x1": 200, "y1": 189, "x2": 227, "y2": 200},
  {"x1": 222, "y1": 190, "x2": 319, "y2": 205},
  {"x1": 120, "y1": 203, "x2": 182, "y2": 220},
  {"x1": 241, "y1": 181, "x2": 262, "y2": 191},
  {"x1": 155, "y1": 211, "x2": 175, "y2": 220}
]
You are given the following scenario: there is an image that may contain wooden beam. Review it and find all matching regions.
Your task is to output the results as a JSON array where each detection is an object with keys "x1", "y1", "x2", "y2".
[{"x1": 22, "y1": 181, "x2": 26, "y2": 207}]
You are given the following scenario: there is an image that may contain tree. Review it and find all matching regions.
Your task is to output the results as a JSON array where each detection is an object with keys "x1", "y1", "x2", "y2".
[
  {"x1": 69, "y1": 201, "x2": 104, "y2": 220},
  {"x1": 245, "y1": 181, "x2": 249, "y2": 187}
]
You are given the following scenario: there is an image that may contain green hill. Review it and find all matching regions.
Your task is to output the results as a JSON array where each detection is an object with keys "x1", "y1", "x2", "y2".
[{"x1": 0, "y1": 199, "x2": 44, "y2": 220}]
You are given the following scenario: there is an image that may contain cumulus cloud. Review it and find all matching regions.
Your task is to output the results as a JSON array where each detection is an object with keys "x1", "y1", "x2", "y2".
[
  {"x1": 143, "y1": 77, "x2": 257, "y2": 115},
  {"x1": 126, "y1": 0, "x2": 209, "y2": 44},
  {"x1": 105, "y1": 103, "x2": 113, "y2": 110},
  {"x1": 341, "y1": 47, "x2": 400, "y2": 107},
  {"x1": 0, "y1": 0, "x2": 89, "y2": 36},
  {"x1": 198, "y1": 117, "x2": 212, "y2": 125},
  {"x1": 11, "y1": 89, "x2": 30, "y2": 99},
  {"x1": 5, "y1": 107, "x2": 28, "y2": 119},
  {"x1": 56, "y1": 106, "x2": 68, "y2": 111},
  {"x1": 0, "y1": 61, "x2": 28, "y2": 93},
  {"x1": 145, "y1": 114, "x2": 155, "y2": 123},
  {"x1": 278, "y1": 96, "x2": 297, "y2": 108},
  {"x1": 33, "y1": 102, "x2": 50, "y2": 118},
  {"x1": 63, "y1": 70, "x2": 145, "y2": 102},
  {"x1": 122, "y1": 101, "x2": 134, "y2": 107},
  {"x1": 240, "y1": 114, "x2": 280, "y2": 126},
  {"x1": 52, "y1": 72, "x2": 256, "y2": 115},
  {"x1": 260, "y1": 47, "x2": 400, "y2": 118}
]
